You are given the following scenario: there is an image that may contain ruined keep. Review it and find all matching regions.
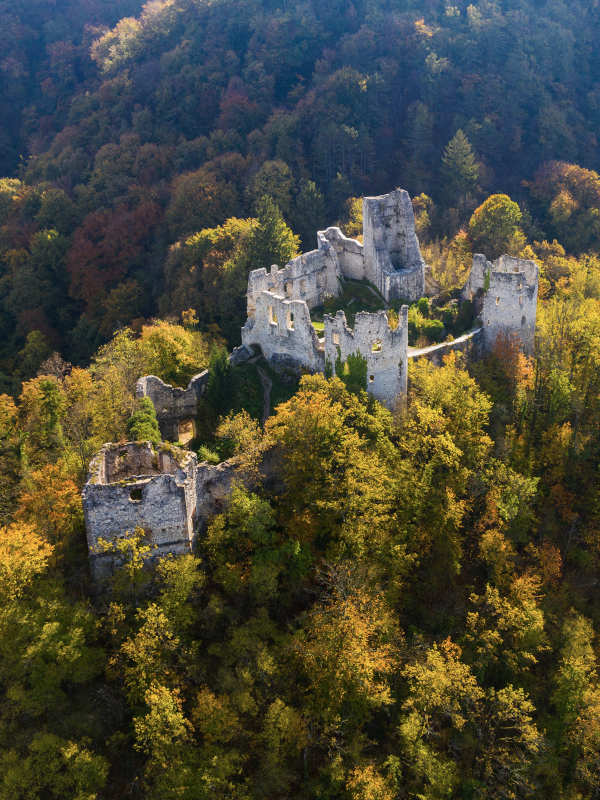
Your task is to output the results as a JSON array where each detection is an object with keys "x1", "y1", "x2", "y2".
[
  {"x1": 83, "y1": 441, "x2": 238, "y2": 578},
  {"x1": 462, "y1": 254, "x2": 538, "y2": 354}
]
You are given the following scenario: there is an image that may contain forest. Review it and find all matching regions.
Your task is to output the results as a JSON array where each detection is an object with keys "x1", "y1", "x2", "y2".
[{"x1": 1, "y1": 0, "x2": 600, "y2": 798}]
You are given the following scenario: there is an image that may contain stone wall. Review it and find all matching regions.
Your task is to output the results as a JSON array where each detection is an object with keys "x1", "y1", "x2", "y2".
[
  {"x1": 82, "y1": 441, "x2": 243, "y2": 579},
  {"x1": 241, "y1": 291, "x2": 325, "y2": 372},
  {"x1": 83, "y1": 442, "x2": 198, "y2": 579},
  {"x1": 324, "y1": 307, "x2": 409, "y2": 409},
  {"x1": 246, "y1": 233, "x2": 340, "y2": 316},
  {"x1": 463, "y1": 254, "x2": 538, "y2": 354},
  {"x1": 408, "y1": 328, "x2": 483, "y2": 366},
  {"x1": 319, "y1": 227, "x2": 365, "y2": 281},
  {"x1": 136, "y1": 345, "x2": 253, "y2": 441},
  {"x1": 362, "y1": 189, "x2": 425, "y2": 302},
  {"x1": 136, "y1": 372, "x2": 208, "y2": 442}
]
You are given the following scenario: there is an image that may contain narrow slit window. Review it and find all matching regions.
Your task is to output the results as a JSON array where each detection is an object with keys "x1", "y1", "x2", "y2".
[
  {"x1": 288, "y1": 311, "x2": 294, "y2": 330},
  {"x1": 495, "y1": 297, "x2": 500, "y2": 305},
  {"x1": 332, "y1": 332, "x2": 340, "y2": 346}
]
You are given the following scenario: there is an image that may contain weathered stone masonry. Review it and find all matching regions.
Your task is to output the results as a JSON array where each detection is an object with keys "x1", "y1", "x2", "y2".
[
  {"x1": 83, "y1": 441, "x2": 239, "y2": 578},
  {"x1": 87, "y1": 187, "x2": 540, "y2": 575},
  {"x1": 463, "y1": 254, "x2": 538, "y2": 355},
  {"x1": 324, "y1": 308, "x2": 409, "y2": 407}
]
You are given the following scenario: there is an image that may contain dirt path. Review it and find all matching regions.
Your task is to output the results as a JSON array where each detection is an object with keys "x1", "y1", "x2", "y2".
[{"x1": 257, "y1": 366, "x2": 272, "y2": 423}]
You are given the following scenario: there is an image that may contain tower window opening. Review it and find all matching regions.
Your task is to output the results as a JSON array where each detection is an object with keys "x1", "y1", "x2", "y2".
[
  {"x1": 130, "y1": 487, "x2": 143, "y2": 502},
  {"x1": 495, "y1": 297, "x2": 500, "y2": 305},
  {"x1": 332, "y1": 332, "x2": 340, "y2": 346},
  {"x1": 521, "y1": 315, "x2": 526, "y2": 327},
  {"x1": 369, "y1": 375, "x2": 375, "y2": 383},
  {"x1": 372, "y1": 339, "x2": 382, "y2": 352}
]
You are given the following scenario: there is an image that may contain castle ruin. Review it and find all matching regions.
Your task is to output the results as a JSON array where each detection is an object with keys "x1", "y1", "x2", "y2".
[{"x1": 84, "y1": 186, "x2": 539, "y2": 574}]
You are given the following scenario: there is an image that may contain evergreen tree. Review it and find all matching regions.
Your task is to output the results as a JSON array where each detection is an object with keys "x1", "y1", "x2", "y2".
[
  {"x1": 127, "y1": 397, "x2": 161, "y2": 443},
  {"x1": 247, "y1": 195, "x2": 299, "y2": 272},
  {"x1": 205, "y1": 345, "x2": 233, "y2": 418},
  {"x1": 441, "y1": 129, "x2": 479, "y2": 210},
  {"x1": 293, "y1": 179, "x2": 326, "y2": 249}
]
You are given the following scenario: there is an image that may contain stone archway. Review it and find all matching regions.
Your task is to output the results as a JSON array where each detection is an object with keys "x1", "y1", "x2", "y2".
[{"x1": 178, "y1": 418, "x2": 195, "y2": 445}]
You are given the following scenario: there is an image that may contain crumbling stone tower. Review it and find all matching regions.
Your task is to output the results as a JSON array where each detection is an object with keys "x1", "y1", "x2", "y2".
[
  {"x1": 362, "y1": 189, "x2": 426, "y2": 301},
  {"x1": 324, "y1": 307, "x2": 409, "y2": 408},
  {"x1": 82, "y1": 442, "x2": 198, "y2": 579},
  {"x1": 463, "y1": 254, "x2": 538, "y2": 354}
]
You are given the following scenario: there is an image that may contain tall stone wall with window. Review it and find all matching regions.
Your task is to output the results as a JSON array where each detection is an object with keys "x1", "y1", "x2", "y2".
[
  {"x1": 83, "y1": 441, "x2": 241, "y2": 579},
  {"x1": 241, "y1": 291, "x2": 325, "y2": 372},
  {"x1": 82, "y1": 442, "x2": 198, "y2": 578},
  {"x1": 324, "y1": 307, "x2": 409, "y2": 409}
]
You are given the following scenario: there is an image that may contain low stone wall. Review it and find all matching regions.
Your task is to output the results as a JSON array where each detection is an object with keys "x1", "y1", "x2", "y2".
[{"x1": 408, "y1": 328, "x2": 483, "y2": 366}]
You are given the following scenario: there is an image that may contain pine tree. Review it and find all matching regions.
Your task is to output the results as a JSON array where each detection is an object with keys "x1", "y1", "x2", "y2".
[
  {"x1": 127, "y1": 397, "x2": 161, "y2": 444},
  {"x1": 293, "y1": 179, "x2": 326, "y2": 249},
  {"x1": 441, "y1": 129, "x2": 479, "y2": 209},
  {"x1": 248, "y1": 195, "x2": 299, "y2": 272}
]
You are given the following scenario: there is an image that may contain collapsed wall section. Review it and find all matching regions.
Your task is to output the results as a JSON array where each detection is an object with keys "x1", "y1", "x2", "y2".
[
  {"x1": 319, "y1": 227, "x2": 365, "y2": 281},
  {"x1": 246, "y1": 232, "x2": 340, "y2": 316},
  {"x1": 136, "y1": 372, "x2": 208, "y2": 442},
  {"x1": 324, "y1": 307, "x2": 409, "y2": 409},
  {"x1": 83, "y1": 442, "x2": 198, "y2": 579},
  {"x1": 136, "y1": 345, "x2": 253, "y2": 442},
  {"x1": 362, "y1": 189, "x2": 425, "y2": 302},
  {"x1": 241, "y1": 291, "x2": 325, "y2": 373}
]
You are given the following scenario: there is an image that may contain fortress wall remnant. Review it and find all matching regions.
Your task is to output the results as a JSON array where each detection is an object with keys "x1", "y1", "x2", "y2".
[
  {"x1": 241, "y1": 291, "x2": 325, "y2": 373},
  {"x1": 408, "y1": 327, "x2": 483, "y2": 367},
  {"x1": 135, "y1": 373, "x2": 208, "y2": 441},
  {"x1": 83, "y1": 442, "x2": 198, "y2": 579},
  {"x1": 319, "y1": 227, "x2": 365, "y2": 281},
  {"x1": 324, "y1": 307, "x2": 409, "y2": 408},
  {"x1": 136, "y1": 345, "x2": 253, "y2": 442},
  {"x1": 463, "y1": 254, "x2": 538, "y2": 354},
  {"x1": 246, "y1": 233, "x2": 340, "y2": 318},
  {"x1": 362, "y1": 189, "x2": 426, "y2": 302},
  {"x1": 194, "y1": 459, "x2": 241, "y2": 530}
]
